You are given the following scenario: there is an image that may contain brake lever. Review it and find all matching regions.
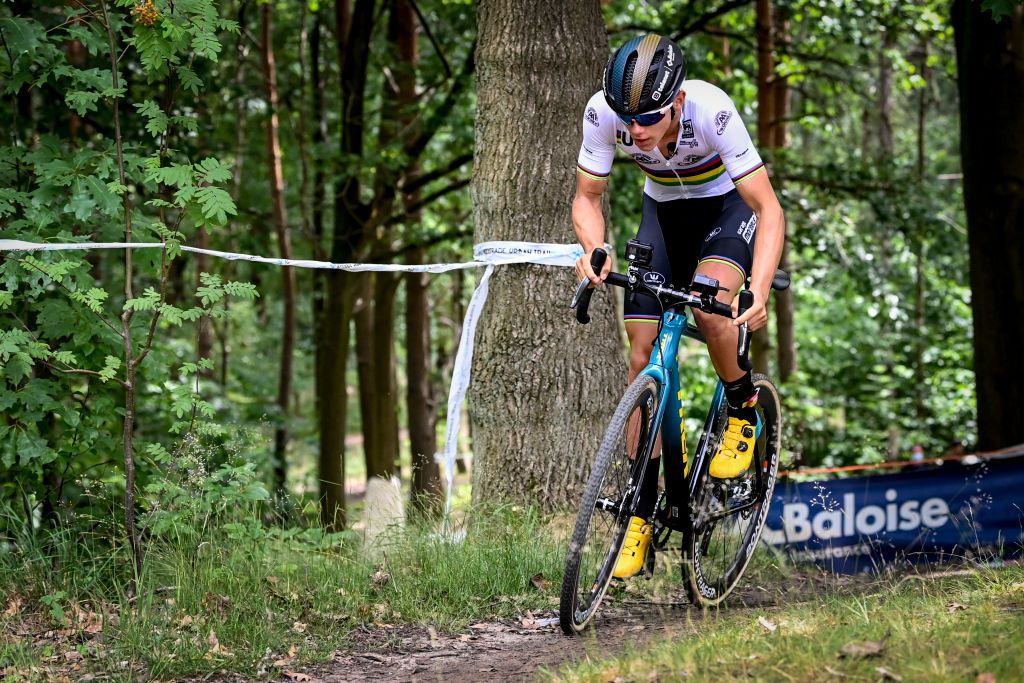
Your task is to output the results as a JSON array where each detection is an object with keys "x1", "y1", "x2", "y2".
[{"x1": 737, "y1": 289, "x2": 753, "y2": 371}]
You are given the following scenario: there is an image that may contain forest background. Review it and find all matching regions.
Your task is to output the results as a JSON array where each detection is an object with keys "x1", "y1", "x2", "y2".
[{"x1": 1, "y1": 0, "x2": 1023, "y2": 678}]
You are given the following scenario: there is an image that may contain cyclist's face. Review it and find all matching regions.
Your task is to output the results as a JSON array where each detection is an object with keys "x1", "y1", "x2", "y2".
[{"x1": 628, "y1": 93, "x2": 684, "y2": 151}]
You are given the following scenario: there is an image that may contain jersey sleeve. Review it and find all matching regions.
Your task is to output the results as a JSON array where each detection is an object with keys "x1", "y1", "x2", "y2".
[
  {"x1": 699, "y1": 86, "x2": 765, "y2": 186},
  {"x1": 576, "y1": 92, "x2": 616, "y2": 182}
]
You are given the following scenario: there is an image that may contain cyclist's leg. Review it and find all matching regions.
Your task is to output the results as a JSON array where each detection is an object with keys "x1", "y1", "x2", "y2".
[
  {"x1": 624, "y1": 193, "x2": 672, "y2": 380},
  {"x1": 616, "y1": 195, "x2": 672, "y2": 578},
  {"x1": 687, "y1": 191, "x2": 760, "y2": 477}
]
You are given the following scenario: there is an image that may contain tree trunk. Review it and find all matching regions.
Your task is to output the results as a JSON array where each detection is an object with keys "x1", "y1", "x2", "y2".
[
  {"x1": 878, "y1": 29, "x2": 896, "y2": 157},
  {"x1": 316, "y1": 0, "x2": 359, "y2": 530},
  {"x1": 371, "y1": 271, "x2": 401, "y2": 478},
  {"x1": 407, "y1": 247, "x2": 442, "y2": 513},
  {"x1": 262, "y1": 3, "x2": 297, "y2": 496},
  {"x1": 771, "y1": 5, "x2": 796, "y2": 383},
  {"x1": 195, "y1": 226, "x2": 214, "y2": 375},
  {"x1": 751, "y1": 0, "x2": 775, "y2": 376},
  {"x1": 471, "y1": 0, "x2": 623, "y2": 510},
  {"x1": 318, "y1": 271, "x2": 352, "y2": 530},
  {"x1": 353, "y1": 276, "x2": 378, "y2": 473},
  {"x1": 952, "y1": 1, "x2": 1024, "y2": 450}
]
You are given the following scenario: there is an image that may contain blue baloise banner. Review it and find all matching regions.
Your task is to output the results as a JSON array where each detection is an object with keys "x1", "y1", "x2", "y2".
[{"x1": 762, "y1": 450, "x2": 1024, "y2": 573}]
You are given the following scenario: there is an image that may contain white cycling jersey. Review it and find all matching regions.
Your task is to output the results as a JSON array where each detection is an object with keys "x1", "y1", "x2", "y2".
[{"x1": 576, "y1": 80, "x2": 765, "y2": 202}]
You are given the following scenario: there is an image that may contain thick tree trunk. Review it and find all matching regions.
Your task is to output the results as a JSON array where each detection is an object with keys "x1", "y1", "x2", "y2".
[
  {"x1": 262, "y1": 4, "x2": 297, "y2": 497},
  {"x1": 952, "y1": 1, "x2": 1024, "y2": 450},
  {"x1": 316, "y1": 0, "x2": 360, "y2": 530},
  {"x1": 471, "y1": 0, "x2": 623, "y2": 510}
]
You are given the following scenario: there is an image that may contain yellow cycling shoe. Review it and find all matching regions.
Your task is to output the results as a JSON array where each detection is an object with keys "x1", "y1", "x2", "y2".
[
  {"x1": 709, "y1": 416, "x2": 757, "y2": 479},
  {"x1": 612, "y1": 516, "x2": 652, "y2": 579}
]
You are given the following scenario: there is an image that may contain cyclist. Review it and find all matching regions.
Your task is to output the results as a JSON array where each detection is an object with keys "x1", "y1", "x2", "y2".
[{"x1": 572, "y1": 34, "x2": 785, "y2": 578}]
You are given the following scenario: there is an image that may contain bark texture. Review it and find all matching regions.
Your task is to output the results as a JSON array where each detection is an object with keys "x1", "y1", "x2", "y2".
[
  {"x1": 471, "y1": 0, "x2": 624, "y2": 510},
  {"x1": 262, "y1": 3, "x2": 297, "y2": 496},
  {"x1": 952, "y1": 1, "x2": 1024, "y2": 450}
]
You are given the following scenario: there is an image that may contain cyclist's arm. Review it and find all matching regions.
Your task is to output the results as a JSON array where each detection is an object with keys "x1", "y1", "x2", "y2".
[
  {"x1": 572, "y1": 172, "x2": 612, "y2": 285},
  {"x1": 733, "y1": 170, "x2": 785, "y2": 329}
]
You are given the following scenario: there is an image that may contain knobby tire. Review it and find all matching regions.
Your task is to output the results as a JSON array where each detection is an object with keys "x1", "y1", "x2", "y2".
[
  {"x1": 682, "y1": 374, "x2": 782, "y2": 607},
  {"x1": 559, "y1": 375, "x2": 660, "y2": 635}
]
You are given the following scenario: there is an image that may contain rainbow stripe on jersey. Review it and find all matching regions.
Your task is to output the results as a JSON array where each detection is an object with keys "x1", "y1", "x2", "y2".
[{"x1": 636, "y1": 154, "x2": 727, "y2": 186}]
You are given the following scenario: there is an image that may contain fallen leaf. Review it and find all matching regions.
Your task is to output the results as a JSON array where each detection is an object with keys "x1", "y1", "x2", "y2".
[
  {"x1": 976, "y1": 674, "x2": 996, "y2": 683},
  {"x1": 265, "y1": 575, "x2": 279, "y2": 585},
  {"x1": 284, "y1": 672, "x2": 313, "y2": 681},
  {"x1": 529, "y1": 573, "x2": 550, "y2": 591},
  {"x1": 336, "y1": 587, "x2": 347, "y2": 595},
  {"x1": 177, "y1": 615, "x2": 194, "y2": 628},
  {"x1": 876, "y1": 666, "x2": 903, "y2": 681},
  {"x1": 757, "y1": 616, "x2": 778, "y2": 632},
  {"x1": 371, "y1": 569, "x2": 391, "y2": 588},
  {"x1": 947, "y1": 602, "x2": 969, "y2": 614},
  {"x1": 824, "y1": 665, "x2": 848, "y2": 677},
  {"x1": 3, "y1": 597, "x2": 22, "y2": 617},
  {"x1": 839, "y1": 639, "x2": 885, "y2": 658},
  {"x1": 207, "y1": 630, "x2": 220, "y2": 652},
  {"x1": 63, "y1": 650, "x2": 83, "y2": 662},
  {"x1": 291, "y1": 621, "x2": 307, "y2": 634}
]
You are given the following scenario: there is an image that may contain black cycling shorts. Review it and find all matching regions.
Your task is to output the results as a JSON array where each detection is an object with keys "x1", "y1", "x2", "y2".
[{"x1": 623, "y1": 189, "x2": 756, "y2": 324}]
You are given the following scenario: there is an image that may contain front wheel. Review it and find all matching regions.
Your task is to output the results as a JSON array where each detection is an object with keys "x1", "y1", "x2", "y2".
[
  {"x1": 682, "y1": 374, "x2": 782, "y2": 607},
  {"x1": 559, "y1": 375, "x2": 660, "y2": 635}
]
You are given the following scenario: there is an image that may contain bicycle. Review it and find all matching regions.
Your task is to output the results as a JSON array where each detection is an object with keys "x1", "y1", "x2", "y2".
[{"x1": 559, "y1": 240, "x2": 790, "y2": 634}]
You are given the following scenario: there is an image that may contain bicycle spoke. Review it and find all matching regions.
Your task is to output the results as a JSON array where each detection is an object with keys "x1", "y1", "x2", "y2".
[{"x1": 560, "y1": 376, "x2": 659, "y2": 634}]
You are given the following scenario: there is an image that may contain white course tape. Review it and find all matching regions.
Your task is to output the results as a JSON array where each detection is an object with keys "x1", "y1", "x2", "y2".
[{"x1": 0, "y1": 238, "x2": 588, "y2": 517}]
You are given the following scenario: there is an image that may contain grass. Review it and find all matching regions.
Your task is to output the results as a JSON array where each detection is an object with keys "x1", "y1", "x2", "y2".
[
  {"x1": 0, "y1": 504, "x2": 566, "y2": 681},
  {"x1": 547, "y1": 564, "x2": 1024, "y2": 682}
]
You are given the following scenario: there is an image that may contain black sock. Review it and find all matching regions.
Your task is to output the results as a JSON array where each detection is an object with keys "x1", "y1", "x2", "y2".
[
  {"x1": 636, "y1": 457, "x2": 660, "y2": 520},
  {"x1": 723, "y1": 373, "x2": 757, "y2": 417}
]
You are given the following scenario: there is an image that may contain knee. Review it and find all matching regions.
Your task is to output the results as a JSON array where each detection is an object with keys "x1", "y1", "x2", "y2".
[
  {"x1": 693, "y1": 308, "x2": 731, "y2": 341},
  {"x1": 629, "y1": 342, "x2": 651, "y2": 374}
]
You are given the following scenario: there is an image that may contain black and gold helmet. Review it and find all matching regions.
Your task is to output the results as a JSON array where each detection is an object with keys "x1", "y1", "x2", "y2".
[{"x1": 602, "y1": 34, "x2": 686, "y2": 118}]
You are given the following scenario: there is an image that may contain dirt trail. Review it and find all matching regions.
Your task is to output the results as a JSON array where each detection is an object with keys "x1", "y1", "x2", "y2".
[{"x1": 293, "y1": 572, "x2": 876, "y2": 683}]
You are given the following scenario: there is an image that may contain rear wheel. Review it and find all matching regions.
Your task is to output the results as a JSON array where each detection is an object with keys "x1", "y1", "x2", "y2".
[
  {"x1": 682, "y1": 374, "x2": 782, "y2": 607},
  {"x1": 559, "y1": 375, "x2": 660, "y2": 635}
]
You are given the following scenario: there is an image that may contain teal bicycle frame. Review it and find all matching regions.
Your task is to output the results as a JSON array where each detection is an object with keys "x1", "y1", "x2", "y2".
[{"x1": 630, "y1": 307, "x2": 729, "y2": 530}]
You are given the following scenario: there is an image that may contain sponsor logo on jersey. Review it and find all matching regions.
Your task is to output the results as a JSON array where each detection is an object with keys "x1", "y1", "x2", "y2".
[
  {"x1": 583, "y1": 145, "x2": 594, "y2": 155},
  {"x1": 735, "y1": 147, "x2": 750, "y2": 158},
  {"x1": 680, "y1": 119, "x2": 694, "y2": 139},
  {"x1": 631, "y1": 153, "x2": 657, "y2": 164},
  {"x1": 643, "y1": 271, "x2": 666, "y2": 286},
  {"x1": 715, "y1": 110, "x2": 733, "y2": 135},
  {"x1": 585, "y1": 107, "x2": 600, "y2": 127},
  {"x1": 682, "y1": 154, "x2": 703, "y2": 164},
  {"x1": 738, "y1": 213, "x2": 757, "y2": 243},
  {"x1": 678, "y1": 139, "x2": 699, "y2": 149},
  {"x1": 616, "y1": 130, "x2": 634, "y2": 147},
  {"x1": 705, "y1": 226, "x2": 722, "y2": 242},
  {"x1": 761, "y1": 489, "x2": 951, "y2": 545}
]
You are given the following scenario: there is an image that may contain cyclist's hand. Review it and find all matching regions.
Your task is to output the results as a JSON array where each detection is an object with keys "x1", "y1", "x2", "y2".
[
  {"x1": 733, "y1": 289, "x2": 769, "y2": 330},
  {"x1": 575, "y1": 249, "x2": 611, "y2": 288}
]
